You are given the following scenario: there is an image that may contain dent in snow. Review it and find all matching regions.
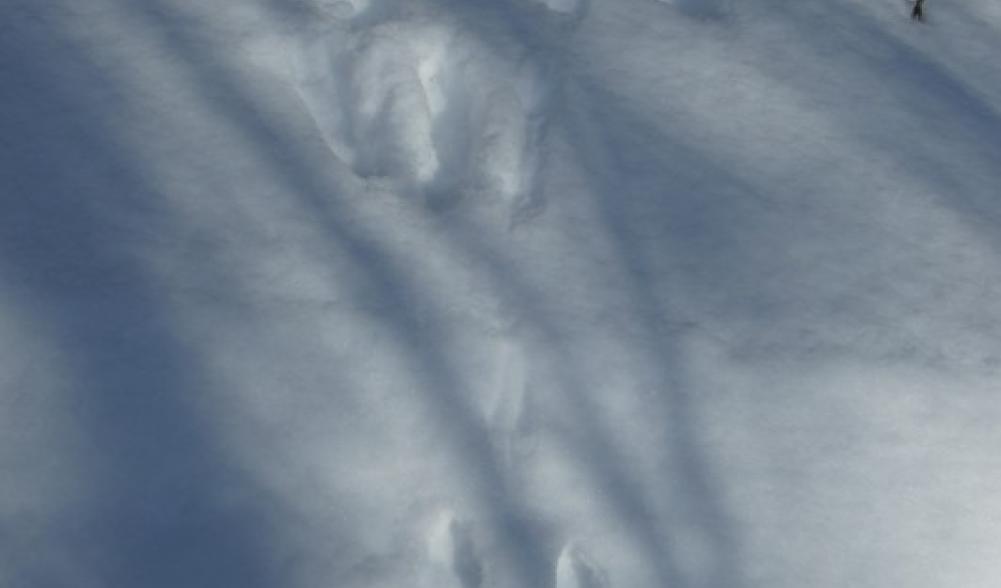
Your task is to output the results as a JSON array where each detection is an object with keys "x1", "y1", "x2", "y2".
[
  {"x1": 556, "y1": 543, "x2": 609, "y2": 588},
  {"x1": 658, "y1": 0, "x2": 732, "y2": 19},
  {"x1": 488, "y1": 336, "x2": 533, "y2": 467},
  {"x1": 289, "y1": 16, "x2": 549, "y2": 216},
  {"x1": 531, "y1": 0, "x2": 583, "y2": 16},
  {"x1": 424, "y1": 510, "x2": 484, "y2": 588}
]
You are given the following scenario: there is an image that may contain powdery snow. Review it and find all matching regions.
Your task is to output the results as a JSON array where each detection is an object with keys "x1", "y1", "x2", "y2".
[{"x1": 3, "y1": 1, "x2": 1001, "y2": 587}]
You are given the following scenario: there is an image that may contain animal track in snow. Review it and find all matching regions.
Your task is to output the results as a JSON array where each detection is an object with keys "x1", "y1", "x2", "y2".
[
  {"x1": 424, "y1": 510, "x2": 484, "y2": 588},
  {"x1": 311, "y1": 0, "x2": 356, "y2": 19},
  {"x1": 291, "y1": 17, "x2": 549, "y2": 214},
  {"x1": 488, "y1": 335, "x2": 539, "y2": 467},
  {"x1": 556, "y1": 543, "x2": 609, "y2": 588},
  {"x1": 657, "y1": 0, "x2": 732, "y2": 20},
  {"x1": 300, "y1": 0, "x2": 393, "y2": 22},
  {"x1": 530, "y1": 0, "x2": 584, "y2": 17}
]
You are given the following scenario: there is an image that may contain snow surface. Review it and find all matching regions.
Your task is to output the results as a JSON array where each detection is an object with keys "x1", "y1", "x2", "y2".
[{"x1": 3, "y1": 0, "x2": 1001, "y2": 587}]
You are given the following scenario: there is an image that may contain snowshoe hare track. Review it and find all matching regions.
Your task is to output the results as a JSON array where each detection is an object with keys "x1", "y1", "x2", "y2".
[
  {"x1": 556, "y1": 543, "x2": 609, "y2": 588},
  {"x1": 424, "y1": 510, "x2": 485, "y2": 588},
  {"x1": 291, "y1": 17, "x2": 549, "y2": 217},
  {"x1": 488, "y1": 336, "x2": 535, "y2": 467},
  {"x1": 657, "y1": 0, "x2": 733, "y2": 20},
  {"x1": 528, "y1": 0, "x2": 588, "y2": 20}
]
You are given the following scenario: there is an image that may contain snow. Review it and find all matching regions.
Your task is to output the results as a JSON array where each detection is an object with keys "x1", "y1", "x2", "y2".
[{"x1": 3, "y1": 0, "x2": 1001, "y2": 587}]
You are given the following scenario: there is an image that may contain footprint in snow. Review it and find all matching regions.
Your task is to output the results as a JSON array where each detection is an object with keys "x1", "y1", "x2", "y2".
[
  {"x1": 659, "y1": 0, "x2": 732, "y2": 20},
  {"x1": 290, "y1": 19, "x2": 548, "y2": 218},
  {"x1": 530, "y1": 0, "x2": 586, "y2": 18},
  {"x1": 489, "y1": 336, "x2": 531, "y2": 465},
  {"x1": 556, "y1": 543, "x2": 609, "y2": 588},
  {"x1": 424, "y1": 510, "x2": 484, "y2": 588}
]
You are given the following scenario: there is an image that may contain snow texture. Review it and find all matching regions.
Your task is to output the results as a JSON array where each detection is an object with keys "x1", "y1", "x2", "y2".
[{"x1": 3, "y1": 0, "x2": 1001, "y2": 587}]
